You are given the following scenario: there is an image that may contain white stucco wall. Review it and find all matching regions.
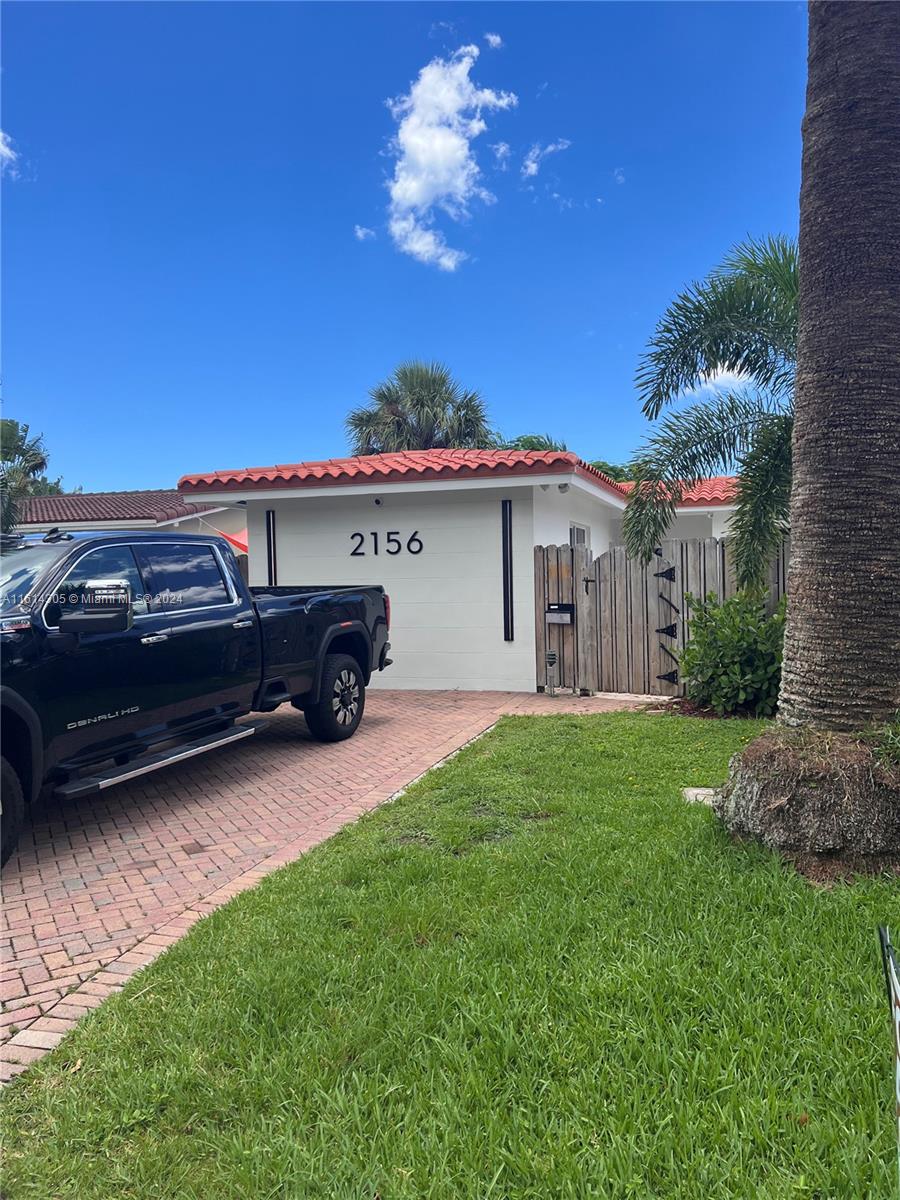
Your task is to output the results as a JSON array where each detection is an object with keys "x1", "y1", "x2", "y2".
[
  {"x1": 668, "y1": 511, "x2": 731, "y2": 540},
  {"x1": 167, "y1": 506, "x2": 248, "y2": 538},
  {"x1": 608, "y1": 507, "x2": 734, "y2": 546},
  {"x1": 247, "y1": 485, "x2": 537, "y2": 692},
  {"x1": 531, "y1": 483, "x2": 622, "y2": 554}
]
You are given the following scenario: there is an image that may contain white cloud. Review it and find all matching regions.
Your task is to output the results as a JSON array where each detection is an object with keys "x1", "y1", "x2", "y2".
[
  {"x1": 683, "y1": 367, "x2": 751, "y2": 397},
  {"x1": 386, "y1": 44, "x2": 517, "y2": 271},
  {"x1": 613, "y1": 166, "x2": 625, "y2": 184},
  {"x1": 0, "y1": 130, "x2": 18, "y2": 176},
  {"x1": 521, "y1": 147, "x2": 540, "y2": 179},
  {"x1": 484, "y1": 32, "x2": 503, "y2": 49},
  {"x1": 429, "y1": 20, "x2": 457, "y2": 40},
  {"x1": 490, "y1": 141, "x2": 511, "y2": 169},
  {"x1": 354, "y1": 224, "x2": 376, "y2": 241},
  {"x1": 521, "y1": 138, "x2": 571, "y2": 179}
]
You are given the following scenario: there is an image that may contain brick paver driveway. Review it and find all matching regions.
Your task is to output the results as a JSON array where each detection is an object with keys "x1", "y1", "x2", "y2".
[{"x1": 1, "y1": 689, "x2": 642, "y2": 1078}]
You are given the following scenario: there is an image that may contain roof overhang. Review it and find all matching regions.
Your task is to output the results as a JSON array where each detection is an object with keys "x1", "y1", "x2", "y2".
[
  {"x1": 18, "y1": 505, "x2": 231, "y2": 534},
  {"x1": 178, "y1": 469, "x2": 631, "y2": 511},
  {"x1": 18, "y1": 518, "x2": 160, "y2": 532},
  {"x1": 175, "y1": 476, "x2": 736, "y2": 516},
  {"x1": 673, "y1": 504, "x2": 737, "y2": 516}
]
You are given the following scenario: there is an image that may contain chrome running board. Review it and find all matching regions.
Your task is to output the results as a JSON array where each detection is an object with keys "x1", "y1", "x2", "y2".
[{"x1": 54, "y1": 721, "x2": 267, "y2": 800}]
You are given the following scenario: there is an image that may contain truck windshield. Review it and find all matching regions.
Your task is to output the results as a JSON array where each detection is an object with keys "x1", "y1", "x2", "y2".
[{"x1": 0, "y1": 540, "x2": 67, "y2": 612}]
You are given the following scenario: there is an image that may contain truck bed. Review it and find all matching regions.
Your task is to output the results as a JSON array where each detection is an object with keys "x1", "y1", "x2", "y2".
[{"x1": 250, "y1": 584, "x2": 389, "y2": 698}]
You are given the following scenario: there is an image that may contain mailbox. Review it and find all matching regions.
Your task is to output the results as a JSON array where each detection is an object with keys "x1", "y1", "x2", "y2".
[{"x1": 546, "y1": 602, "x2": 574, "y2": 625}]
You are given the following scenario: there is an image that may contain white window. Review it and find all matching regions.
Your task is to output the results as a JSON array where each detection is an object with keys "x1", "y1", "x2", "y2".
[{"x1": 569, "y1": 522, "x2": 591, "y2": 549}]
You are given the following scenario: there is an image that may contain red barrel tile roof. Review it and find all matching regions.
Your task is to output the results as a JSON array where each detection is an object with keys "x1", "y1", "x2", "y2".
[
  {"x1": 179, "y1": 449, "x2": 631, "y2": 499},
  {"x1": 617, "y1": 476, "x2": 737, "y2": 505},
  {"x1": 20, "y1": 489, "x2": 218, "y2": 526},
  {"x1": 678, "y1": 476, "x2": 737, "y2": 504}
]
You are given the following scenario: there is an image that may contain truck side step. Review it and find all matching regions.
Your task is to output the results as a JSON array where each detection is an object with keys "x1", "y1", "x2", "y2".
[{"x1": 54, "y1": 721, "x2": 268, "y2": 800}]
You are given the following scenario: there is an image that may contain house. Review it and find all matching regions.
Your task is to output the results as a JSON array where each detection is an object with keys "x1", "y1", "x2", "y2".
[
  {"x1": 17, "y1": 489, "x2": 249, "y2": 558},
  {"x1": 178, "y1": 450, "x2": 736, "y2": 692}
]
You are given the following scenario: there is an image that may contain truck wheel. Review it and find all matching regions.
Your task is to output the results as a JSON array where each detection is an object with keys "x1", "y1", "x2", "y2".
[
  {"x1": 1, "y1": 757, "x2": 25, "y2": 867},
  {"x1": 304, "y1": 654, "x2": 366, "y2": 742}
]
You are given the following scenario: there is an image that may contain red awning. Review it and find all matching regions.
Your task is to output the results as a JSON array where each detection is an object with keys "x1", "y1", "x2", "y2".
[{"x1": 213, "y1": 527, "x2": 248, "y2": 554}]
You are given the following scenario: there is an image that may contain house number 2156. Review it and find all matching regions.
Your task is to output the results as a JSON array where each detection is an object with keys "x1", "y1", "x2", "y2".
[{"x1": 350, "y1": 531, "x2": 423, "y2": 556}]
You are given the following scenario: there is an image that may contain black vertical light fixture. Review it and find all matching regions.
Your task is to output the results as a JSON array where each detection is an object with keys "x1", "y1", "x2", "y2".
[
  {"x1": 501, "y1": 498, "x2": 514, "y2": 641},
  {"x1": 265, "y1": 509, "x2": 278, "y2": 586}
]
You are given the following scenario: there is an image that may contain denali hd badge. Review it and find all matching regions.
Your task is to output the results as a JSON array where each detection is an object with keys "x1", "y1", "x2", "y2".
[{"x1": 67, "y1": 706, "x2": 140, "y2": 730}]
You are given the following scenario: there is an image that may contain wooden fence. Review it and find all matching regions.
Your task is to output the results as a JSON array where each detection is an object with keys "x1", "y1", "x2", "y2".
[{"x1": 534, "y1": 537, "x2": 789, "y2": 696}]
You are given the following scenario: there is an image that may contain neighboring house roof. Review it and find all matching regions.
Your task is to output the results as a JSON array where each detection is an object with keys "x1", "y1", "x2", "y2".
[
  {"x1": 179, "y1": 449, "x2": 630, "y2": 499},
  {"x1": 677, "y1": 476, "x2": 737, "y2": 505},
  {"x1": 19, "y1": 489, "x2": 218, "y2": 526},
  {"x1": 617, "y1": 476, "x2": 737, "y2": 506}
]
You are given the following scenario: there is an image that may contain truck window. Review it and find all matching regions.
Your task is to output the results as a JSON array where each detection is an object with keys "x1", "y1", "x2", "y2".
[
  {"x1": 45, "y1": 545, "x2": 149, "y2": 628},
  {"x1": 1, "y1": 541, "x2": 69, "y2": 613},
  {"x1": 138, "y1": 544, "x2": 232, "y2": 612}
]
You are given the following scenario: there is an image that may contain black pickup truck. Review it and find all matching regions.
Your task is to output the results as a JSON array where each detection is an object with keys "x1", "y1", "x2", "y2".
[{"x1": 0, "y1": 529, "x2": 391, "y2": 865}]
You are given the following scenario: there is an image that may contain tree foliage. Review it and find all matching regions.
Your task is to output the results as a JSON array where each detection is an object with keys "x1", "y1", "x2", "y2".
[
  {"x1": 497, "y1": 433, "x2": 568, "y2": 452},
  {"x1": 589, "y1": 459, "x2": 632, "y2": 482},
  {"x1": 0, "y1": 419, "x2": 64, "y2": 534},
  {"x1": 346, "y1": 362, "x2": 494, "y2": 455},
  {"x1": 624, "y1": 236, "x2": 797, "y2": 588}
]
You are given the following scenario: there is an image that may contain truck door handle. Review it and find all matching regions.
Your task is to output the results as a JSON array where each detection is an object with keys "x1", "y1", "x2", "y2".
[
  {"x1": 140, "y1": 634, "x2": 168, "y2": 645},
  {"x1": 232, "y1": 619, "x2": 254, "y2": 629}
]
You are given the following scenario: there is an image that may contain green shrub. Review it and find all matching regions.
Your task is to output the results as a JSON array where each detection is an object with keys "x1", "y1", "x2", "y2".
[{"x1": 680, "y1": 592, "x2": 786, "y2": 717}]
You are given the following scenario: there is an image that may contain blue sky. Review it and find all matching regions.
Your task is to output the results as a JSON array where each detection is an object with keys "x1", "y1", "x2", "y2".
[{"x1": 2, "y1": 1, "x2": 806, "y2": 492}]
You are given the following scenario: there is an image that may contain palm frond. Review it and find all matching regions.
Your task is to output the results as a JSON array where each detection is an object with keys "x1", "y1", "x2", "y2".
[
  {"x1": 345, "y1": 406, "x2": 388, "y2": 455},
  {"x1": 0, "y1": 420, "x2": 54, "y2": 532},
  {"x1": 622, "y1": 392, "x2": 781, "y2": 563},
  {"x1": 635, "y1": 236, "x2": 798, "y2": 419},
  {"x1": 718, "y1": 234, "x2": 798, "y2": 305},
  {"x1": 0, "y1": 466, "x2": 28, "y2": 534},
  {"x1": 0, "y1": 419, "x2": 50, "y2": 476},
  {"x1": 444, "y1": 391, "x2": 494, "y2": 449},
  {"x1": 730, "y1": 412, "x2": 793, "y2": 589}
]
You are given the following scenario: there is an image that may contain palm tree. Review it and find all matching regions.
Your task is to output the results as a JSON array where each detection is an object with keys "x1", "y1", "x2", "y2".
[
  {"x1": 779, "y1": 0, "x2": 900, "y2": 733},
  {"x1": 622, "y1": 236, "x2": 797, "y2": 588},
  {"x1": 719, "y1": 0, "x2": 900, "y2": 857},
  {"x1": 0, "y1": 420, "x2": 52, "y2": 533},
  {"x1": 346, "y1": 361, "x2": 494, "y2": 455}
]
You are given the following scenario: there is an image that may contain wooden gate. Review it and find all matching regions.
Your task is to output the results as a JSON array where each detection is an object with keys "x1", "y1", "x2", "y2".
[{"x1": 534, "y1": 537, "x2": 789, "y2": 696}]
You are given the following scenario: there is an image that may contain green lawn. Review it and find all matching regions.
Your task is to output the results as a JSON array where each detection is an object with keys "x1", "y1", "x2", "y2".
[{"x1": 2, "y1": 714, "x2": 897, "y2": 1199}]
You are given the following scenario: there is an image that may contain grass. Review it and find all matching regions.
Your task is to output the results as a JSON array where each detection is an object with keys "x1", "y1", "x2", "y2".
[{"x1": 2, "y1": 713, "x2": 897, "y2": 1198}]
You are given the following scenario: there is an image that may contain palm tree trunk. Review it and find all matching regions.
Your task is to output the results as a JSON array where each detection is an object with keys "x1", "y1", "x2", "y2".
[
  {"x1": 778, "y1": 0, "x2": 900, "y2": 730},
  {"x1": 716, "y1": 2, "x2": 900, "y2": 862}
]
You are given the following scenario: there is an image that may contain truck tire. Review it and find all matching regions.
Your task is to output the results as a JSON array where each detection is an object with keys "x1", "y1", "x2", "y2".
[
  {"x1": 1, "y1": 756, "x2": 25, "y2": 868},
  {"x1": 304, "y1": 653, "x2": 366, "y2": 742}
]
